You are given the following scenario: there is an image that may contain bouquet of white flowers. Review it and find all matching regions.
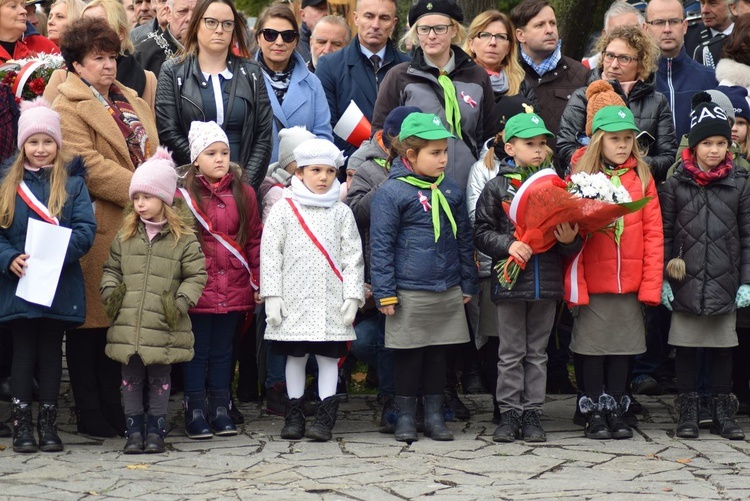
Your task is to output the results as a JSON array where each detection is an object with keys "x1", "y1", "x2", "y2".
[{"x1": 568, "y1": 172, "x2": 632, "y2": 204}]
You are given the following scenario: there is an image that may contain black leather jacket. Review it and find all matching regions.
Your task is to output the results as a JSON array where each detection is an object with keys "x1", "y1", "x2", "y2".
[{"x1": 155, "y1": 54, "x2": 273, "y2": 190}]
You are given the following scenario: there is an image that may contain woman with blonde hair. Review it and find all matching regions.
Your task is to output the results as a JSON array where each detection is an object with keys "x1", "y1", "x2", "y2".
[
  {"x1": 47, "y1": 0, "x2": 86, "y2": 47},
  {"x1": 557, "y1": 25, "x2": 677, "y2": 181},
  {"x1": 44, "y1": 0, "x2": 157, "y2": 108},
  {"x1": 463, "y1": 10, "x2": 536, "y2": 105}
]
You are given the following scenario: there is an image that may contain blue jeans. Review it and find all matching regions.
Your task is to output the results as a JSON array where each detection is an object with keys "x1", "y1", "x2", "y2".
[
  {"x1": 184, "y1": 312, "x2": 242, "y2": 393},
  {"x1": 350, "y1": 313, "x2": 394, "y2": 396},
  {"x1": 265, "y1": 345, "x2": 287, "y2": 388}
]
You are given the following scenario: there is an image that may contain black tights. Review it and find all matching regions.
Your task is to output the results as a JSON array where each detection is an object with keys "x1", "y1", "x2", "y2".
[
  {"x1": 580, "y1": 354, "x2": 630, "y2": 400},
  {"x1": 11, "y1": 318, "x2": 65, "y2": 404},
  {"x1": 676, "y1": 346, "x2": 732, "y2": 394},
  {"x1": 394, "y1": 345, "x2": 447, "y2": 397}
]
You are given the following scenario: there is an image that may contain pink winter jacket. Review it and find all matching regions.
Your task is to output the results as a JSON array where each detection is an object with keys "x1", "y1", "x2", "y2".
[{"x1": 181, "y1": 171, "x2": 262, "y2": 314}]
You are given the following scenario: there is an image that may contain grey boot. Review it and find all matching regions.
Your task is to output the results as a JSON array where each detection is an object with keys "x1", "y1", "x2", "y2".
[
  {"x1": 675, "y1": 392, "x2": 699, "y2": 439},
  {"x1": 423, "y1": 394, "x2": 453, "y2": 441},
  {"x1": 492, "y1": 410, "x2": 520, "y2": 443},
  {"x1": 394, "y1": 396, "x2": 418, "y2": 443}
]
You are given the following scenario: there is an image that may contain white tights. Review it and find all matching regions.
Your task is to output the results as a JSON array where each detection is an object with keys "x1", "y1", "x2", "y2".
[{"x1": 285, "y1": 354, "x2": 339, "y2": 400}]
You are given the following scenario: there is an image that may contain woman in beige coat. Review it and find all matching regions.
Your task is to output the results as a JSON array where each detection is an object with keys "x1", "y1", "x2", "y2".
[{"x1": 52, "y1": 17, "x2": 159, "y2": 438}]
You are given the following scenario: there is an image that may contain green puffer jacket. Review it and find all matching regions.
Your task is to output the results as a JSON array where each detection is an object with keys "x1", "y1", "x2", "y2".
[{"x1": 101, "y1": 201, "x2": 207, "y2": 365}]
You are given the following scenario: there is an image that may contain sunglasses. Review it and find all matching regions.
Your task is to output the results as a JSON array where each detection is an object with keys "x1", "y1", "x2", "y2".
[{"x1": 259, "y1": 28, "x2": 298, "y2": 43}]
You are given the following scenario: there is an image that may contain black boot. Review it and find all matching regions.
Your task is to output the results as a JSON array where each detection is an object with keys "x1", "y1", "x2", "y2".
[
  {"x1": 280, "y1": 397, "x2": 306, "y2": 440},
  {"x1": 675, "y1": 392, "x2": 699, "y2": 439},
  {"x1": 423, "y1": 395, "x2": 453, "y2": 441},
  {"x1": 603, "y1": 395, "x2": 633, "y2": 440},
  {"x1": 12, "y1": 401, "x2": 37, "y2": 453},
  {"x1": 183, "y1": 392, "x2": 212, "y2": 439},
  {"x1": 710, "y1": 394, "x2": 745, "y2": 440},
  {"x1": 521, "y1": 409, "x2": 546, "y2": 442},
  {"x1": 208, "y1": 390, "x2": 238, "y2": 436},
  {"x1": 579, "y1": 396, "x2": 611, "y2": 440},
  {"x1": 492, "y1": 410, "x2": 520, "y2": 443},
  {"x1": 37, "y1": 403, "x2": 63, "y2": 452},
  {"x1": 228, "y1": 395, "x2": 244, "y2": 425},
  {"x1": 144, "y1": 414, "x2": 167, "y2": 453},
  {"x1": 699, "y1": 394, "x2": 713, "y2": 429},
  {"x1": 461, "y1": 364, "x2": 486, "y2": 395},
  {"x1": 378, "y1": 394, "x2": 397, "y2": 434},
  {"x1": 306, "y1": 396, "x2": 339, "y2": 442},
  {"x1": 394, "y1": 396, "x2": 418, "y2": 443},
  {"x1": 123, "y1": 414, "x2": 145, "y2": 454}
]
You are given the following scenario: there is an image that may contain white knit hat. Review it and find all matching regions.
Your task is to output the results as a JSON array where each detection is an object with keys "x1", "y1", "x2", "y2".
[
  {"x1": 188, "y1": 121, "x2": 229, "y2": 163},
  {"x1": 293, "y1": 138, "x2": 345, "y2": 168},
  {"x1": 129, "y1": 147, "x2": 178, "y2": 205},
  {"x1": 278, "y1": 126, "x2": 317, "y2": 169}
]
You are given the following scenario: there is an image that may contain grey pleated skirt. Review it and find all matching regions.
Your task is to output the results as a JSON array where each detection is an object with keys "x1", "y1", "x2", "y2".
[
  {"x1": 570, "y1": 293, "x2": 646, "y2": 355},
  {"x1": 385, "y1": 286, "x2": 470, "y2": 349},
  {"x1": 668, "y1": 311, "x2": 738, "y2": 348}
]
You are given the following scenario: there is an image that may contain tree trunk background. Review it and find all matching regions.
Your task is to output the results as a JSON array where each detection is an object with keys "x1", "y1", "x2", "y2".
[{"x1": 553, "y1": 0, "x2": 612, "y2": 60}]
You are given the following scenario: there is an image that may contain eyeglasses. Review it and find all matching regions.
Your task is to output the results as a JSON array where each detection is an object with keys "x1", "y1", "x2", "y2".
[
  {"x1": 645, "y1": 18, "x2": 684, "y2": 28},
  {"x1": 202, "y1": 17, "x2": 235, "y2": 31},
  {"x1": 475, "y1": 31, "x2": 509, "y2": 42},
  {"x1": 416, "y1": 24, "x2": 451, "y2": 36},
  {"x1": 259, "y1": 28, "x2": 299, "y2": 43},
  {"x1": 603, "y1": 51, "x2": 637, "y2": 66}
]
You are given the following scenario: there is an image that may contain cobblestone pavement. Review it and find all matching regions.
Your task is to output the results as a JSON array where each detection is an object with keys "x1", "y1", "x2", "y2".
[{"x1": 2, "y1": 389, "x2": 750, "y2": 500}]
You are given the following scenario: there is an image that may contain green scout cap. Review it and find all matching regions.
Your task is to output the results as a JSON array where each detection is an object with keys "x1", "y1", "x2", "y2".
[
  {"x1": 398, "y1": 113, "x2": 456, "y2": 141},
  {"x1": 504, "y1": 112, "x2": 554, "y2": 141},
  {"x1": 592, "y1": 105, "x2": 640, "y2": 133}
]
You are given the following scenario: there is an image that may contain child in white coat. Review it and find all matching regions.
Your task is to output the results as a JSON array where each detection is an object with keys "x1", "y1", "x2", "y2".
[{"x1": 260, "y1": 138, "x2": 364, "y2": 442}]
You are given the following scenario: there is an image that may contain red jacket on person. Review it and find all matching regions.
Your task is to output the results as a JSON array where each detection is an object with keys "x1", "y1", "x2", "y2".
[
  {"x1": 180, "y1": 169, "x2": 262, "y2": 314},
  {"x1": 0, "y1": 33, "x2": 59, "y2": 62},
  {"x1": 564, "y1": 149, "x2": 664, "y2": 306}
]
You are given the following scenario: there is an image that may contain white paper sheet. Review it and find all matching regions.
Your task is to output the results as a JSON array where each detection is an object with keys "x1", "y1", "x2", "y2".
[{"x1": 16, "y1": 218, "x2": 72, "y2": 307}]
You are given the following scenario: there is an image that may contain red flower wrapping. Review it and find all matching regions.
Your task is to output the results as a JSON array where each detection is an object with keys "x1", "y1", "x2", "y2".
[{"x1": 28, "y1": 77, "x2": 46, "y2": 95}]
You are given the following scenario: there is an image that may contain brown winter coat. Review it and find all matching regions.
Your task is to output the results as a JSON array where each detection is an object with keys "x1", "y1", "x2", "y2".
[
  {"x1": 101, "y1": 202, "x2": 207, "y2": 365},
  {"x1": 52, "y1": 72, "x2": 159, "y2": 328}
]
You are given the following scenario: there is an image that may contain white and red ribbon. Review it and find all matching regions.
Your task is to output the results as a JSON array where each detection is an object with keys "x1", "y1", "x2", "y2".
[
  {"x1": 179, "y1": 188, "x2": 257, "y2": 290},
  {"x1": 17, "y1": 181, "x2": 58, "y2": 225},
  {"x1": 12, "y1": 60, "x2": 45, "y2": 99},
  {"x1": 286, "y1": 198, "x2": 343, "y2": 282},
  {"x1": 508, "y1": 168, "x2": 559, "y2": 225}
]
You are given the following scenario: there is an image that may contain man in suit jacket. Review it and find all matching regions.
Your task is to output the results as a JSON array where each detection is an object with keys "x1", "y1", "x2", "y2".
[
  {"x1": 684, "y1": 0, "x2": 734, "y2": 68},
  {"x1": 315, "y1": 0, "x2": 409, "y2": 160}
]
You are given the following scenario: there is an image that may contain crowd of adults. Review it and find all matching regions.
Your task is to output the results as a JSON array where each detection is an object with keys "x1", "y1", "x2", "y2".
[{"x1": 3, "y1": 0, "x2": 750, "y2": 438}]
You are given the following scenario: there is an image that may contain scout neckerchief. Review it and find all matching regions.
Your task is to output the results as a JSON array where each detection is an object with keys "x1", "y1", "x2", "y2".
[
  {"x1": 603, "y1": 157, "x2": 634, "y2": 245},
  {"x1": 397, "y1": 166, "x2": 457, "y2": 242}
]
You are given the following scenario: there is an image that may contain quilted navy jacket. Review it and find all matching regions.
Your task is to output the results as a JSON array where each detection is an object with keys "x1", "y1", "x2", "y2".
[{"x1": 370, "y1": 157, "x2": 478, "y2": 307}]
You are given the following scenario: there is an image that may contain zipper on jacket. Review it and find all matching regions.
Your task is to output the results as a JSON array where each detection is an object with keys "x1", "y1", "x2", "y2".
[
  {"x1": 533, "y1": 255, "x2": 540, "y2": 300},
  {"x1": 182, "y1": 94, "x2": 206, "y2": 121},
  {"x1": 616, "y1": 244, "x2": 622, "y2": 293},
  {"x1": 667, "y1": 58, "x2": 676, "y2": 130},
  {"x1": 134, "y1": 243, "x2": 153, "y2": 351},
  {"x1": 700, "y1": 187, "x2": 708, "y2": 314}
]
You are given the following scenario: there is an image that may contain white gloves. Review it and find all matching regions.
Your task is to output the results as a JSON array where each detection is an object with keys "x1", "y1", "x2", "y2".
[
  {"x1": 341, "y1": 298, "x2": 359, "y2": 325},
  {"x1": 265, "y1": 297, "x2": 287, "y2": 327}
]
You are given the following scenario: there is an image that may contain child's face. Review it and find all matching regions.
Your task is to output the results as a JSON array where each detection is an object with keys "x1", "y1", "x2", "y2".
[
  {"x1": 732, "y1": 117, "x2": 748, "y2": 145},
  {"x1": 284, "y1": 160, "x2": 298, "y2": 175},
  {"x1": 194, "y1": 141, "x2": 230, "y2": 183},
  {"x1": 503, "y1": 135, "x2": 547, "y2": 167},
  {"x1": 132, "y1": 193, "x2": 165, "y2": 222},
  {"x1": 24, "y1": 133, "x2": 57, "y2": 169},
  {"x1": 694, "y1": 136, "x2": 729, "y2": 170},
  {"x1": 600, "y1": 130, "x2": 635, "y2": 166},
  {"x1": 295, "y1": 164, "x2": 338, "y2": 194},
  {"x1": 406, "y1": 138, "x2": 448, "y2": 178}
]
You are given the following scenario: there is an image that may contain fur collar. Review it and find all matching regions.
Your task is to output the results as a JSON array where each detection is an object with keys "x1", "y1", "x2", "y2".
[{"x1": 715, "y1": 58, "x2": 750, "y2": 89}]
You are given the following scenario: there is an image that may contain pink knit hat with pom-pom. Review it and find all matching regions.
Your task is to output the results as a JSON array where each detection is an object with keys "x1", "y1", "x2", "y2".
[
  {"x1": 129, "y1": 147, "x2": 178, "y2": 205},
  {"x1": 17, "y1": 97, "x2": 63, "y2": 149}
]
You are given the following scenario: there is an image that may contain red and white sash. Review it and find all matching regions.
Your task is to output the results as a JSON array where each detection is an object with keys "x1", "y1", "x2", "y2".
[
  {"x1": 17, "y1": 181, "x2": 58, "y2": 225},
  {"x1": 179, "y1": 187, "x2": 258, "y2": 290},
  {"x1": 286, "y1": 198, "x2": 343, "y2": 282}
]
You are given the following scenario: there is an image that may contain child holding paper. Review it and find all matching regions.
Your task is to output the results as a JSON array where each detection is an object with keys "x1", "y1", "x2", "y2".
[
  {"x1": 101, "y1": 148, "x2": 206, "y2": 454},
  {"x1": 0, "y1": 98, "x2": 96, "y2": 453},
  {"x1": 178, "y1": 121, "x2": 262, "y2": 439}
]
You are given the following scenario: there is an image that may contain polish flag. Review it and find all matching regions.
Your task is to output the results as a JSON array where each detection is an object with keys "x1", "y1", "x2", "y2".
[{"x1": 334, "y1": 100, "x2": 371, "y2": 148}]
